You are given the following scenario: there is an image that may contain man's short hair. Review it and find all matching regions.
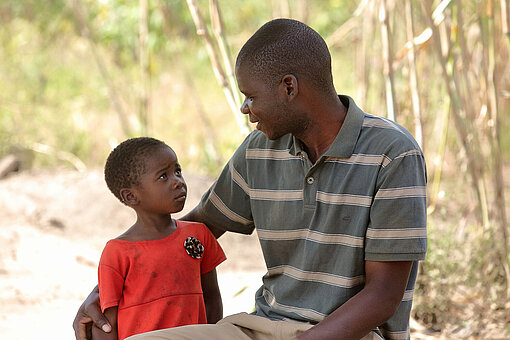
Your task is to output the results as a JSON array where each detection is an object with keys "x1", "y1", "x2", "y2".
[
  {"x1": 104, "y1": 137, "x2": 168, "y2": 201},
  {"x1": 236, "y1": 18, "x2": 334, "y2": 92}
]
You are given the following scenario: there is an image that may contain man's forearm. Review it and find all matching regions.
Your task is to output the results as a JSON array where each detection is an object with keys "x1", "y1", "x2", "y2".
[
  {"x1": 295, "y1": 284, "x2": 399, "y2": 340},
  {"x1": 295, "y1": 261, "x2": 413, "y2": 340},
  {"x1": 180, "y1": 206, "x2": 225, "y2": 238}
]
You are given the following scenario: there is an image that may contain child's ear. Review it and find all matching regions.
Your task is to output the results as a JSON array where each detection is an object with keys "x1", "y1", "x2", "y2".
[{"x1": 119, "y1": 188, "x2": 139, "y2": 206}]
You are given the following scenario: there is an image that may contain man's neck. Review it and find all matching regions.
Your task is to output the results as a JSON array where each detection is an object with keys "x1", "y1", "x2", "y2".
[{"x1": 296, "y1": 96, "x2": 347, "y2": 163}]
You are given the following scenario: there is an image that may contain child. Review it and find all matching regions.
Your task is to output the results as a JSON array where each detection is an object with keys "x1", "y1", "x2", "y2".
[{"x1": 93, "y1": 137, "x2": 226, "y2": 340}]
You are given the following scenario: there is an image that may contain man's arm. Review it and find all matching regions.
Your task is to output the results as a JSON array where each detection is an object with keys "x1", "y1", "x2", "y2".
[
  {"x1": 73, "y1": 285, "x2": 112, "y2": 340},
  {"x1": 201, "y1": 268, "x2": 223, "y2": 323},
  {"x1": 91, "y1": 307, "x2": 118, "y2": 340},
  {"x1": 181, "y1": 206, "x2": 226, "y2": 239},
  {"x1": 295, "y1": 260, "x2": 413, "y2": 340}
]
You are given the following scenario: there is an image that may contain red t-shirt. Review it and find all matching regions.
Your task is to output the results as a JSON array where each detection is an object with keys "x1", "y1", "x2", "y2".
[{"x1": 98, "y1": 221, "x2": 226, "y2": 340}]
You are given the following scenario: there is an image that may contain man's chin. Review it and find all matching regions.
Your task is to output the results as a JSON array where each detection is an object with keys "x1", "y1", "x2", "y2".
[
  {"x1": 255, "y1": 124, "x2": 285, "y2": 140},
  {"x1": 261, "y1": 130, "x2": 285, "y2": 141}
]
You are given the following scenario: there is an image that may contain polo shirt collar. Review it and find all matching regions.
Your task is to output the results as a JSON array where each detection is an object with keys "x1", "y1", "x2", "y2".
[
  {"x1": 288, "y1": 95, "x2": 364, "y2": 158},
  {"x1": 324, "y1": 95, "x2": 364, "y2": 158}
]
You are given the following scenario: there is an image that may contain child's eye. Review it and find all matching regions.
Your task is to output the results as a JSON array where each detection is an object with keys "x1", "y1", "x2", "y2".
[
  {"x1": 159, "y1": 173, "x2": 167, "y2": 180},
  {"x1": 175, "y1": 169, "x2": 182, "y2": 176}
]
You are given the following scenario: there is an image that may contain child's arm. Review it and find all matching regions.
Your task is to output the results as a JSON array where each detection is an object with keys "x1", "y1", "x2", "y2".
[
  {"x1": 91, "y1": 307, "x2": 118, "y2": 340},
  {"x1": 201, "y1": 268, "x2": 223, "y2": 323}
]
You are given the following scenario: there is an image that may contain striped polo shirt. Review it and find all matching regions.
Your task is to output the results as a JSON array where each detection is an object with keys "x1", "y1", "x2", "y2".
[{"x1": 197, "y1": 95, "x2": 427, "y2": 340}]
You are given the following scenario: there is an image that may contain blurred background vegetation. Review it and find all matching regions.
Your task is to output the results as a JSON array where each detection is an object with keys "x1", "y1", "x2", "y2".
[{"x1": 1, "y1": 0, "x2": 509, "y2": 336}]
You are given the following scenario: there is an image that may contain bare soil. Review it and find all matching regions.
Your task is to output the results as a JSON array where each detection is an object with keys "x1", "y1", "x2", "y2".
[
  {"x1": 0, "y1": 168, "x2": 265, "y2": 340},
  {"x1": 0, "y1": 168, "x2": 506, "y2": 339}
]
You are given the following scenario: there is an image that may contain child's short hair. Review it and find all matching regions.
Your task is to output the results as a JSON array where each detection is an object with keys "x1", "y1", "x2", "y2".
[{"x1": 104, "y1": 137, "x2": 168, "y2": 201}]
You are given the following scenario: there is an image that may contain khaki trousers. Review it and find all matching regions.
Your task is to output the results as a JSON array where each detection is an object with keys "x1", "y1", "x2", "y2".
[{"x1": 126, "y1": 312, "x2": 382, "y2": 340}]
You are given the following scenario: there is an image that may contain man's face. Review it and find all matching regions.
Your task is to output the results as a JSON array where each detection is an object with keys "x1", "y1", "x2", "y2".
[{"x1": 235, "y1": 64, "x2": 295, "y2": 140}]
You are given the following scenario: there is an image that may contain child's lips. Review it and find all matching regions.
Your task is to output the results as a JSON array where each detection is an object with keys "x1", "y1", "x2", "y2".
[{"x1": 175, "y1": 192, "x2": 187, "y2": 201}]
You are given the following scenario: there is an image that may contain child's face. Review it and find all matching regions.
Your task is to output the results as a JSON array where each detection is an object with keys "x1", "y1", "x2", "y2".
[{"x1": 134, "y1": 146, "x2": 187, "y2": 214}]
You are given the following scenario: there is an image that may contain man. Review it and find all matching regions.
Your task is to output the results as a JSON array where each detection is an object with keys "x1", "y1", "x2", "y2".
[{"x1": 74, "y1": 18, "x2": 427, "y2": 340}]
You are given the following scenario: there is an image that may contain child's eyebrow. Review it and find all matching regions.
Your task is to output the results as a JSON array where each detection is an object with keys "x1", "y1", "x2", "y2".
[{"x1": 155, "y1": 165, "x2": 170, "y2": 174}]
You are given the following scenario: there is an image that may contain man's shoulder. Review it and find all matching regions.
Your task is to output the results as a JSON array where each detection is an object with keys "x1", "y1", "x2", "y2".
[{"x1": 358, "y1": 113, "x2": 422, "y2": 157}]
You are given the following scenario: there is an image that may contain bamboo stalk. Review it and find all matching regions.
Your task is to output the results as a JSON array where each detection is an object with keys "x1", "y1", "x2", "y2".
[
  {"x1": 296, "y1": 0, "x2": 309, "y2": 24},
  {"x1": 421, "y1": 0, "x2": 489, "y2": 225},
  {"x1": 186, "y1": 0, "x2": 249, "y2": 136},
  {"x1": 404, "y1": 0, "x2": 423, "y2": 148},
  {"x1": 71, "y1": 0, "x2": 132, "y2": 137},
  {"x1": 502, "y1": 0, "x2": 510, "y2": 36},
  {"x1": 485, "y1": 0, "x2": 509, "y2": 296},
  {"x1": 356, "y1": 0, "x2": 375, "y2": 110},
  {"x1": 209, "y1": 0, "x2": 242, "y2": 108},
  {"x1": 489, "y1": 1, "x2": 509, "y2": 231},
  {"x1": 183, "y1": 72, "x2": 222, "y2": 167},
  {"x1": 379, "y1": 0, "x2": 396, "y2": 121},
  {"x1": 456, "y1": 2, "x2": 478, "y2": 121},
  {"x1": 427, "y1": 104, "x2": 450, "y2": 214},
  {"x1": 326, "y1": 0, "x2": 369, "y2": 47},
  {"x1": 393, "y1": 0, "x2": 455, "y2": 69},
  {"x1": 139, "y1": 0, "x2": 150, "y2": 135},
  {"x1": 272, "y1": 0, "x2": 290, "y2": 19},
  {"x1": 28, "y1": 142, "x2": 87, "y2": 172},
  {"x1": 156, "y1": 0, "x2": 221, "y2": 167}
]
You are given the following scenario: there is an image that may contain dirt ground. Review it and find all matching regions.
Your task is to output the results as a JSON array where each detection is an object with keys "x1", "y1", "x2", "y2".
[{"x1": 0, "y1": 168, "x2": 500, "y2": 339}]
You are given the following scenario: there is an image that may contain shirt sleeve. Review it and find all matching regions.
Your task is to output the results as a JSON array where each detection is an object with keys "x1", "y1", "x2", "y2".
[
  {"x1": 365, "y1": 148, "x2": 428, "y2": 261},
  {"x1": 98, "y1": 241, "x2": 125, "y2": 312},
  {"x1": 196, "y1": 133, "x2": 255, "y2": 235},
  {"x1": 198, "y1": 224, "x2": 227, "y2": 274}
]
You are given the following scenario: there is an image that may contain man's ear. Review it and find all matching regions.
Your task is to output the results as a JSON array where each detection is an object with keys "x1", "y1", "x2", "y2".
[
  {"x1": 119, "y1": 188, "x2": 139, "y2": 206},
  {"x1": 280, "y1": 74, "x2": 298, "y2": 101}
]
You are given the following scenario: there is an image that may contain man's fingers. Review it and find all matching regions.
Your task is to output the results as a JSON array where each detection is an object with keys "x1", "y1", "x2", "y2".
[
  {"x1": 86, "y1": 303, "x2": 111, "y2": 333},
  {"x1": 73, "y1": 286, "x2": 104, "y2": 340},
  {"x1": 73, "y1": 313, "x2": 92, "y2": 340}
]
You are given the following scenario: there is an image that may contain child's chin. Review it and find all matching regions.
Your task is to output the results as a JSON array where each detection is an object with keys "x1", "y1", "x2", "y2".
[{"x1": 169, "y1": 203, "x2": 186, "y2": 214}]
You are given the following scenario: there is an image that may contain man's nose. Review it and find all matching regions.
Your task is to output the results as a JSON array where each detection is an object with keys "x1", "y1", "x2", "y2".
[{"x1": 240, "y1": 99, "x2": 250, "y2": 114}]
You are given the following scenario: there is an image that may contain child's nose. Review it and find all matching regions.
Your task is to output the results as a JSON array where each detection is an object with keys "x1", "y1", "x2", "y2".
[{"x1": 173, "y1": 176, "x2": 185, "y2": 189}]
